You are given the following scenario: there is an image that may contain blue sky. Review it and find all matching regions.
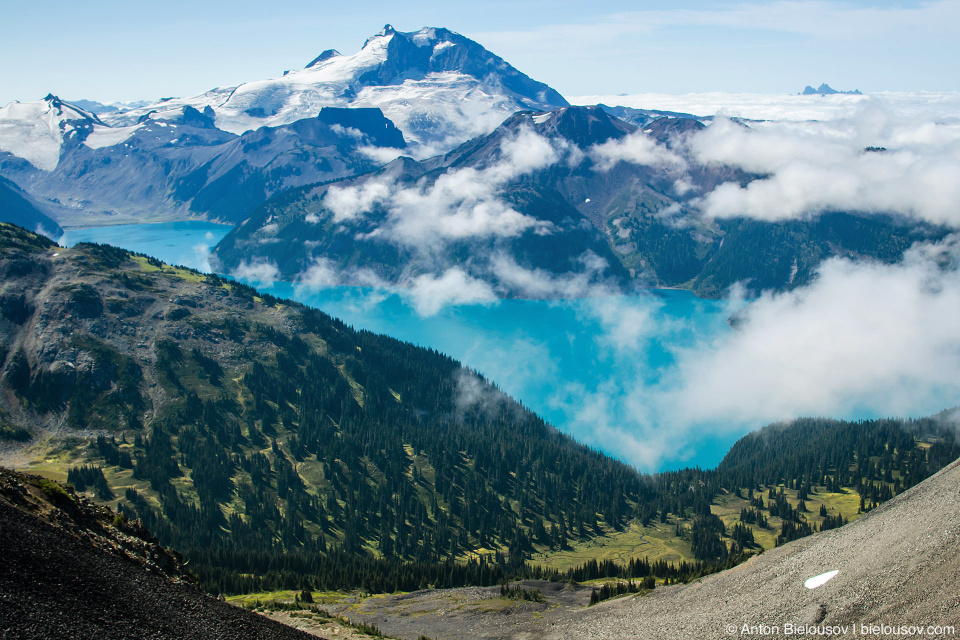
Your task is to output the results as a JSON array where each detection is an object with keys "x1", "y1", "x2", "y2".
[{"x1": 1, "y1": 0, "x2": 957, "y2": 105}]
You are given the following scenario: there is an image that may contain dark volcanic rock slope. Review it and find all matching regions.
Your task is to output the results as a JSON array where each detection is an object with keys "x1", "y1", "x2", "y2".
[
  {"x1": 0, "y1": 175, "x2": 62, "y2": 238},
  {"x1": 0, "y1": 469, "x2": 319, "y2": 640}
]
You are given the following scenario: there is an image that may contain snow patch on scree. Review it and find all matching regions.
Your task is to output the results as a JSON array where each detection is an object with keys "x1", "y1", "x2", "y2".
[{"x1": 804, "y1": 570, "x2": 839, "y2": 589}]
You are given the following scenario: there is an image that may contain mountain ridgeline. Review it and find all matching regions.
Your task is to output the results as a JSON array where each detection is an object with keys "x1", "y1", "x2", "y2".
[
  {"x1": 0, "y1": 26, "x2": 945, "y2": 299},
  {"x1": 0, "y1": 175, "x2": 62, "y2": 238},
  {"x1": 2, "y1": 224, "x2": 958, "y2": 595},
  {"x1": 213, "y1": 106, "x2": 947, "y2": 298},
  {"x1": 0, "y1": 99, "x2": 406, "y2": 227}
]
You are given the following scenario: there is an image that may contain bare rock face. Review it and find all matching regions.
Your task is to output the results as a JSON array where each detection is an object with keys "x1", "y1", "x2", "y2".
[{"x1": 0, "y1": 468, "x2": 318, "y2": 640}]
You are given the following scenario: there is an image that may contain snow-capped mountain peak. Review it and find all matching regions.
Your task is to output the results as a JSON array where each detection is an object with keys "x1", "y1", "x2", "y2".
[
  {"x1": 41, "y1": 94, "x2": 105, "y2": 126},
  {"x1": 365, "y1": 23, "x2": 397, "y2": 46},
  {"x1": 305, "y1": 49, "x2": 342, "y2": 68},
  {"x1": 0, "y1": 94, "x2": 101, "y2": 170},
  {"x1": 100, "y1": 26, "x2": 568, "y2": 156}
]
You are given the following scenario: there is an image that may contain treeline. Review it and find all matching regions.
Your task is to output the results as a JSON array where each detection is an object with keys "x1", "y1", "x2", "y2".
[
  {"x1": 683, "y1": 213, "x2": 947, "y2": 297},
  {"x1": 185, "y1": 543, "x2": 756, "y2": 596},
  {"x1": 589, "y1": 579, "x2": 654, "y2": 605},
  {"x1": 620, "y1": 211, "x2": 948, "y2": 296}
]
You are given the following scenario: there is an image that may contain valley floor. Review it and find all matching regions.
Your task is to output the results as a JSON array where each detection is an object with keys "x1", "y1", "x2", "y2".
[
  {"x1": 231, "y1": 581, "x2": 595, "y2": 640},
  {"x1": 230, "y1": 459, "x2": 960, "y2": 640}
]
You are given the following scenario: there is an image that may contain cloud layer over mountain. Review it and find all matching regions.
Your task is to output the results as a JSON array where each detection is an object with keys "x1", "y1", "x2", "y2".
[
  {"x1": 545, "y1": 233, "x2": 960, "y2": 469},
  {"x1": 689, "y1": 106, "x2": 960, "y2": 225},
  {"x1": 322, "y1": 127, "x2": 560, "y2": 253}
]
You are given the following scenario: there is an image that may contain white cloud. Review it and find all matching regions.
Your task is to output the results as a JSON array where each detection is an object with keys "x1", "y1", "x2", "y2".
[
  {"x1": 489, "y1": 251, "x2": 611, "y2": 298},
  {"x1": 659, "y1": 234, "x2": 960, "y2": 430},
  {"x1": 688, "y1": 110, "x2": 960, "y2": 225},
  {"x1": 323, "y1": 180, "x2": 392, "y2": 223},
  {"x1": 404, "y1": 267, "x2": 498, "y2": 316},
  {"x1": 589, "y1": 130, "x2": 686, "y2": 171},
  {"x1": 293, "y1": 256, "x2": 389, "y2": 294},
  {"x1": 568, "y1": 92, "x2": 960, "y2": 123},
  {"x1": 294, "y1": 257, "x2": 340, "y2": 292},
  {"x1": 490, "y1": 125, "x2": 560, "y2": 178},
  {"x1": 487, "y1": 234, "x2": 960, "y2": 471},
  {"x1": 580, "y1": 295, "x2": 662, "y2": 351},
  {"x1": 190, "y1": 242, "x2": 213, "y2": 273},
  {"x1": 382, "y1": 167, "x2": 547, "y2": 248},
  {"x1": 358, "y1": 145, "x2": 405, "y2": 165},
  {"x1": 328, "y1": 123, "x2": 363, "y2": 139},
  {"x1": 34, "y1": 222, "x2": 60, "y2": 241},
  {"x1": 559, "y1": 381, "x2": 666, "y2": 471},
  {"x1": 232, "y1": 258, "x2": 280, "y2": 289},
  {"x1": 330, "y1": 126, "x2": 562, "y2": 254},
  {"x1": 454, "y1": 368, "x2": 516, "y2": 418},
  {"x1": 673, "y1": 178, "x2": 695, "y2": 196}
]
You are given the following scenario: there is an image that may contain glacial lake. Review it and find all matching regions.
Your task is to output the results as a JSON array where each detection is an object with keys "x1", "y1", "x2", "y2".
[{"x1": 62, "y1": 221, "x2": 744, "y2": 472}]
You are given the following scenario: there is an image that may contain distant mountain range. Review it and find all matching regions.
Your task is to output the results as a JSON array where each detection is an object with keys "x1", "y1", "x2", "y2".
[
  {"x1": 0, "y1": 27, "x2": 939, "y2": 299},
  {"x1": 101, "y1": 25, "x2": 567, "y2": 155},
  {"x1": 0, "y1": 96, "x2": 407, "y2": 226},
  {"x1": 214, "y1": 104, "x2": 945, "y2": 298},
  {"x1": 800, "y1": 83, "x2": 862, "y2": 96},
  {"x1": 66, "y1": 98, "x2": 154, "y2": 115},
  {"x1": 0, "y1": 25, "x2": 567, "y2": 228}
]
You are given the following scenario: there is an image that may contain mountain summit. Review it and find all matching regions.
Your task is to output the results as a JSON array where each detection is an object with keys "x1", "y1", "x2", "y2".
[
  {"x1": 0, "y1": 94, "x2": 102, "y2": 171},
  {"x1": 333, "y1": 25, "x2": 566, "y2": 107},
  {"x1": 800, "y1": 83, "x2": 862, "y2": 96},
  {"x1": 104, "y1": 26, "x2": 568, "y2": 155}
]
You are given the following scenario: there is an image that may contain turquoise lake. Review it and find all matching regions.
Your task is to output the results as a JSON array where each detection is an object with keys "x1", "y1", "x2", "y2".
[{"x1": 62, "y1": 222, "x2": 745, "y2": 472}]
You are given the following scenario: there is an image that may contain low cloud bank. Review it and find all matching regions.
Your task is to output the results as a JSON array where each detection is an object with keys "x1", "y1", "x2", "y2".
[
  {"x1": 489, "y1": 252, "x2": 613, "y2": 299},
  {"x1": 663, "y1": 235, "x2": 960, "y2": 426},
  {"x1": 553, "y1": 234, "x2": 960, "y2": 470},
  {"x1": 568, "y1": 91, "x2": 960, "y2": 123},
  {"x1": 689, "y1": 110, "x2": 960, "y2": 225},
  {"x1": 590, "y1": 130, "x2": 686, "y2": 170},
  {"x1": 232, "y1": 258, "x2": 280, "y2": 288},
  {"x1": 405, "y1": 268, "x2": 498, "y2": 316},
  {"x1": 294, "y1": 257, "x2": 387, "y2": 295},
  {"x1": 578, "y1": 97, "x2": 960, "y2": 228}
]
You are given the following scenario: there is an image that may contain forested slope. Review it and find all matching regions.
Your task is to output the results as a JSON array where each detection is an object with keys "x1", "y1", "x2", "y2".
[
  {"x1": 1, "y1": 223, "x2": 956, "y2": 595},
  {"x1": 0, "y1": 223, "x2": 645, "y2": 590}
]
